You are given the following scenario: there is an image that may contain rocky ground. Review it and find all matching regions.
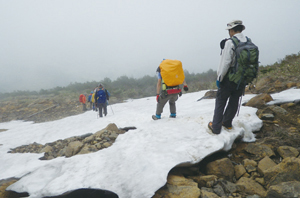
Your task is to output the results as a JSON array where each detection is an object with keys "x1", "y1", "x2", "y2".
[{"x1": 1, "y1": 78, "x2": 300, "y2": 197}]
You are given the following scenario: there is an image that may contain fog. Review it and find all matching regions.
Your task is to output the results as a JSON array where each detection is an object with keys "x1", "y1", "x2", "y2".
[{"x1": 1, "y1": 0, "x2": 300, "y2": 93}]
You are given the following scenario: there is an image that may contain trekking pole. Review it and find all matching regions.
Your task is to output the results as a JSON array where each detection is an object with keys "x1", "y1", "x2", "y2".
[
  {"x1": 109, "y1": 104, "x2": 114, "y2": 115},
  {"x1": 110, "y1": 104, "x2": 114, "y2": 115}
]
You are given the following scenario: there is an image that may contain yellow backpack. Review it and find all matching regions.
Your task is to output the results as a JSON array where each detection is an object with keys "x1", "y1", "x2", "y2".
[
  {"x1": 159, "y1": 59, "x2": 185, "y2": 87},
  {"x1": 91, "y1": 93, "x2": 95, "y2": 103}
]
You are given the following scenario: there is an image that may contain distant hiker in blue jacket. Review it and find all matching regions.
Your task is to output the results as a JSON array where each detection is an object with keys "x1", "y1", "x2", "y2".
[{"x1": 94, "y1": 84, "x2": 110, "y2": 117}]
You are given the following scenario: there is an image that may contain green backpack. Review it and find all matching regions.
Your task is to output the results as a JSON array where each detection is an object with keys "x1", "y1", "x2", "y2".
[{"x1": 227, "y1": 36, "x2": 259, "y2": 88}]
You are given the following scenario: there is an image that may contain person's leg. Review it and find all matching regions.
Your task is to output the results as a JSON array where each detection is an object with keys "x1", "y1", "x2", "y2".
[
  {"x1": 155, "y1": 95, "x2": 169, "y2": 116},
  {"x1": 103, "y1": 102, "x2": 108, "y2": 116},
  {"x1": 211, "y1": 80, "x2": 231, "y2": 134},
  {"x1": 222, "y1": 86, "x2": 244, "y2": 127},
  {"x1": 169, "y1": 94, "x2": 179, "y2": 115},
  {"x1": 99, "y1": 104, "x2": 103, "y2": 117}
]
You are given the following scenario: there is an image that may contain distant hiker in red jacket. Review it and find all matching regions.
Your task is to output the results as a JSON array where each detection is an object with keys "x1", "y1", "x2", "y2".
[{"x1": 79, "y1": 94, "x2": 87, "y2": 111}]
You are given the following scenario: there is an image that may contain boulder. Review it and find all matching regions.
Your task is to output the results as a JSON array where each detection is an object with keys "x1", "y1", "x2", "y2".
[
  {"x1": 200, "y1": 189, "x2": 220, "y2": 198},
  {"x1": 266, "y1": 181, "x2": 300, "y2": 198},
  {"x1": 217, "y1": 179, "x2": 241, "y2": 194},
  {"x1": 243, "y1": 159, "x2": 257, "y2": 167},
  {"x1": 264, "y1": 157, "x2": 300, "y2": 187},
  {"x1": 236, "y1": 177, "x2": 266, "y2": 197},
  {"x1": 245, "y1": 165, "x2": 256, "y2": 174},
  {"x1": 277, "y1": 146, "x2": 299, "y2": 159},
  {"x1": 234, "y1": 164, "x2": 246, "y2": 180},
  {"x1": 65, "y1": 141, "x2": 84, "y2": 157},
  {"x1": 191, "y1": 175, "x2": 218, "y2": 188},
  {"x1": 244, "y1": 143, "x2": 275, "y2": 160},
  {"x1": 245, "y1": 93, "x2": 273, "y2": 108},
  {"x1": 153, "y1": 175, "x2": 200, "y2": 198},
  {"x1": 206, "y1": 158, "x2": 235, "y2": 182},
  {"x1": 257, "y1": 156, "x2": 277, "y2": 176}
]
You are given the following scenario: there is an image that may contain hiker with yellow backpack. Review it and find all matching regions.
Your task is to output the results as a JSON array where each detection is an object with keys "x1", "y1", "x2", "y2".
[{"x1": 152, "y1": 59, "x2": 188, "y2": 120}]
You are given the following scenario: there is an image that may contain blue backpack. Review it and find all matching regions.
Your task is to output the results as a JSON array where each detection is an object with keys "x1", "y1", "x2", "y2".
[{"x1": 96, "y1": 89, "x2": 106, "y2": 104}]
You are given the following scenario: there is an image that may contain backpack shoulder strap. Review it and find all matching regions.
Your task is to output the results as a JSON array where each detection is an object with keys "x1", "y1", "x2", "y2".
[
  {"x1": 246, "y1": 36, "x2": 251, "y2": 42},
  {"x1": 230, "y1": 36, "x2": 239, "y2": 49}
]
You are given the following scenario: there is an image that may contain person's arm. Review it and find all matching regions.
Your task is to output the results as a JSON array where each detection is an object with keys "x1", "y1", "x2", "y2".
[
  {"x1": 156, "y1": 78, "x2": 161, "y2": 95},
  {"x1": 182, "y1": 80, "x2": 188, "y2": 91},
  {"x1": 217, "y1": 40, "x2": 234, "y2": 82}
]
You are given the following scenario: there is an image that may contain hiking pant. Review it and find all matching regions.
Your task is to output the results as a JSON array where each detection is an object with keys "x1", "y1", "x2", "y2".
[
  {"x1": 97, "y1": 102, "x2": 107, "y2": 117},
  {"x1": 82, "y1": 103, "x2": 87, "y2": 111},
  {"x1": 89, "y1": 102, "x2": 92, "y2": 109},
  {"x1": 156, "y1": 93, "x2": 179, "y2": 116},
  {"x1": 212, "y1": 77, "x2": 244, "y2": 134}
]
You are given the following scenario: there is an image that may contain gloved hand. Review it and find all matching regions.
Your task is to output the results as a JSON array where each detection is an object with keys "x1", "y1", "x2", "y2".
[
  {"x1": 156, "y1": 94, "x2": 159, "y2": 102},
  {"x1": 183, "y1": 85, "x2": 188, "y2": 91},
  {"x1": 216, "y1": 80, "x2": 220, "y2": 89}
]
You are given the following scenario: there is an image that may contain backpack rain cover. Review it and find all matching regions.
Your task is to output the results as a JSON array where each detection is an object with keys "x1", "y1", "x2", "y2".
[{"x1": 159, "y1": 59, "x2": 185, "y2": 87}]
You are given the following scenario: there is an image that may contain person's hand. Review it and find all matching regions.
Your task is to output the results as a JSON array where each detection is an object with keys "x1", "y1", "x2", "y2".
[
  {"x1": 156, "y1": 94, "x2": 159, "y2": 102},
  {"x1": 183, "y1": 85, "x2": 188, "y2": 91},
  {"x1": 216, "y1": 80, "x2": 220, "y2": 89}
]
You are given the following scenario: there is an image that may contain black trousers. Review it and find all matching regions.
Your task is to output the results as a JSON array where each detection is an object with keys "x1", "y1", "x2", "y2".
[
  {"x1": 212, "y1": 78, "x2": 244, "y2": 134},
  {"x1": 97, "y1": 102, "x2": 107, "y2": 117}
]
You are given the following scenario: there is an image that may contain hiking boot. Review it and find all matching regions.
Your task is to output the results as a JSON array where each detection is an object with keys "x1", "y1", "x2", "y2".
[
  {"x1": 208, "y1": 122, "x2": 220, "y2": 135},
  {"x1": 152, "y1": 114, "x2": 161, "y2": 120},
  {"x1": 222, "y1": 123, "x2": 232, "y2": 130},
  {"x1": 170, "y1": 113, "x2": 176, "y2": 118}
]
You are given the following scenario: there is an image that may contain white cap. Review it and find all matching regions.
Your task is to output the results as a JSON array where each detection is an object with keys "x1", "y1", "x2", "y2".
[{"x1": 226, "y1": 20, "x2": 245, "y2": 30}]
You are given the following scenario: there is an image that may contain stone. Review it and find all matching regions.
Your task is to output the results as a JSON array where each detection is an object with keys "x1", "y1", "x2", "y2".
[
  {"x1": 213, "y1": 184, "x2": 225, "y2": 197},
  {"x1": 277, "y1": 146, "x2": 299, "y2": 159},
  {"x1": 206, "y1": 158, "x2": 235, "y2": 182},
  {"x1": 269, "y1": 106, "x2": 288, "y2": 115},
  {"x1": 217, "y1": 179, "x2": 241, "y2": 194},
  {"x1": 245, "y1": 165, "x2": 257, "y2": 173},
  {"x1": 243, "y1": 159, "x2": 258, "y2": 167},
  {"x1": 108, "y1": 131, "x2": 118, "y2": 140},
  {"x1": 234, "y1": 165, "x2": 246, "y2": 179},
  {"x1": 244, "y1": 143, "x2": 275, "y2": 160},
  {"x1": 103, "y1": 142, "x2": 112, "y2": 148},
  {"x1": 264, "y1": 157, "x2": 300, "y2": 188},
  {"x1": 286, "y1": 82, "x2": 297, "y2": 88},
  {"x1": 266, "y1": 181, "x2": 300, "y2": 198},
  {"x1": 259, "y1": 113, "x2": 274, "y2": 121},
  {"x1": 105, "y1": 123, "x2": 119, "y2": 131},
  {"x1": 153, "y1": 175, "x2": 200, "y2": 198},
  {"x1": 255, "y1": 178, "x2": 265, "y2": 186},
  {"x1": 193, "y1": 175, "x2": 218, "y2": 188},
  {"x1": 245, "y1": 93, "x2": 273, "y2": 108},
  {"x1": 64, "y1": 141, "x2": 84, "y2": 157},
  {"x1": 236, "y1": 177, "x2": 266, "y2": 197},
  {"x1": 257, "y1": 156, "x2": 277, "y2": 176},
  {"x1": 200, "y1": 189, "x2": 220, "y2": 198},
  {"x1": 40, "y1": 145, "x2": 53, "y2": 153}
]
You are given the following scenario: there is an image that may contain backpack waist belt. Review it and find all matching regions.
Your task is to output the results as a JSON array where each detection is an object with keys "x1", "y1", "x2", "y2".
[{"x1": 167, "y1": 88, "x2": 181, "y2": 95}]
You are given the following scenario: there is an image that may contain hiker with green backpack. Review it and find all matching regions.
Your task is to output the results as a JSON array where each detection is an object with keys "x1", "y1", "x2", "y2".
[
  {"x1": 152, "y1": 59, "x2": 188, "y2": 120},
  {"x1": 208, "y1": 20, "x2": 259, "y2": 134}
]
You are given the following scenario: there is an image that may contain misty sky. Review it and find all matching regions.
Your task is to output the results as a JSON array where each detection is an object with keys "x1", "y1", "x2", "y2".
[{"x1": 1, "y1": 0, "x2": 300, "y2": 93}]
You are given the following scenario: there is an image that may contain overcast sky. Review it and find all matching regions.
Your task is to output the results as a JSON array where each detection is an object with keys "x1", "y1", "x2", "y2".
[{"x1": 1, "y1": 0, "x2": 300, "y2": 93}]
